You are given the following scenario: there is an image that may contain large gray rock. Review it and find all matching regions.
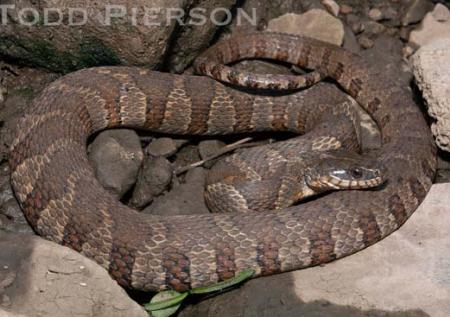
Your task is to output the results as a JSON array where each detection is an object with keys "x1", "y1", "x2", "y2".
[
  {"x1": 179, "y1": 183, "x2": 450, "y2": 317},
  {"x1": 412, "y1": 39, "x2": 450, "y2": 152},
  {"x1": 143, "y1": 167, "x2": 210, "y2": 216},
  {"x1": 0, "y1": 233, "x2": 147, "y2": 317},
  {"x1": 88, "y1": 129, "x2": 143, "y2": 198},
  {"x1": 0, "y1": 0, "x2": 235, "y2": 73},
  {"x1": 409, "y1": 5, "x2": 450, "y2": 47},
  {"x1": 0, "y1": 165, "x2": 32, "y2": 235},
  {"x1": 130, "y1": 156, "x2": 173, "y2": 209},
  {"x1": 267, "y1": 9, "x2": 345, "y2": 46}
]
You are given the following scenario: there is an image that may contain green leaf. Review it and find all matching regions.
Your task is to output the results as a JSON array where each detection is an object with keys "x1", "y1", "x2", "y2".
[
  {"x1": 144, "y1": 290, "x2": 188, "y2": 316},
  {"x1": 190, "y1": 269, "x2": 255, "y2": 294}
]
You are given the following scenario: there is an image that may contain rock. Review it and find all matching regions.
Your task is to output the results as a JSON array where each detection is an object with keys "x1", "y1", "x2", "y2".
[
  {"x1": 409, "y1": 11, "x2": 450, "y2": 47},
  {"x1": 300, "y1": 0, "x2": 326, "y2": 11},
  {"x1": 401, "y1": 0, "x2": 434, "y2": 26},
  {"x1": 88, "y1": 129, "x2": 143, "y2": 199},
  {"x1": 0, "y1": 1, "x2": 237, "y2": 73},
  {"x1": 403, "y1": 45, "x2": 415, "y2": 59},
  {"x1": 0, "y1": 65, "x2": 59, "y2": 126},
  {"x1": 431, "y1": 3, "x2": 450, "y2": 22},
  {"x1": 130, "y1": 156, "x2": 173, "y2": 209},
  {"x1": 179, "y1": 183, "x2": 450, "y2": 317},
  {"x1": 362, "y1": 21, "x2": 386, "y2": 36},
  {"x1": 166, "y1": 0, "x2": 236, "y2": 73},
  {"x1": 346, "y1": 14, "x2": 364, "y2": 34},
  {"x1": 412, "y1": 39, "x2": 450, "y2": 152},
  {"x1": 198, "y1": 140, "x2": 226, "y2": 168},
  {"x1": 143, "y1": 167, "x2": 210, "y2": 216},
  {"x1": 0, "y1": 233, "x2": 147, "y2": 317},
  {"x1": 198, "y1": 140, "x2": 226, "y2": 160},
  {"x1": 227, "y1": 0, "x2": 304, "y2": 35},
  {"x1": 267, "y1": 10, "x2": 345, "y2": 46},
  {"x1": 0, "y1": 165, "x2": 33, "y2": 235},
  {"x1": 382, "y1": 7, "x2": 399, "y2": 21},
  {"x1": 321, "y1": 0, "x2": 340, "y2": 17},
  {"x1": 368, "y1": 8, "x2": 383, "y2": 21},
  {"x1": 343, "y1": 25, "x2": 361, "y2": 53},
  {"x1": 358, "y1": 35, "x2": 374, "y2": 49},
  {"x1": 146, "y1": 137, "x2": 179, "y2": 158},
  {"x1": 362, "y1": 34, "x2": 412, "y2": 86},
  {"x1": 173, "y1": 145, "x2": 201, "y2": 170},
  {"x1": 340, "y1": 4, "x2": 353, "y2": 15}
]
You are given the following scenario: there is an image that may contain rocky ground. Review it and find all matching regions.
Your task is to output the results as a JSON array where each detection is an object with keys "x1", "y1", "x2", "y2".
[{"x1": 1, "y1": 0, "x2": 450, "y2": 316}]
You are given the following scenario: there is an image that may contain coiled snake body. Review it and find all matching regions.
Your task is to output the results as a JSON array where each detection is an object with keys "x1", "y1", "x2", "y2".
[{"x1": 9, "y1": 33, "x2": 436, "y2": 291}]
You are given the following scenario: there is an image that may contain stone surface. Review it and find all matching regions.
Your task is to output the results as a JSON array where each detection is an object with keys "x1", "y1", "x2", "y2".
[
  {"x1": 0, "y1": 233, "x2": 147, "y2": 317},
  {"x1": 431, "y1": 3, "x2": 450, "y2": 22},
  {"x1": 409, "y1": 10, "x2": 450, "y2": 47},
  {"x1": 88, "y1": 129, "x2": 143, "y2": 199},
  {"x1": 412, "y1": 39, "x2": 450, "y2": 152},
  {"x1": 321, "y1": 0, "x2": 340, "y2": 17},
  {"x1": 166, "y1": 0, "x2": 236, "y2": 73},
  {"x1": 146, "y1": 137, "x2": 179, "y2": 158},
  {"x1": 343, "y1": 24, "x2": 361, "y2": 53},
  {"x1": 198, "y1": 140, "x2": 226, "y2": 160},
  {"x1": 0, "y1": 165, "x2": 32, "y2": 235},
  {"x1": 368, "y1": 8, "x2": 383, "y2": 21},
  {"x1": 361, "y1": 34, "x2": 412, "y2": 86},
  {"x1": 401, "y1": 0, "x2": 434, "y2": 26},
  {"x1": 340, "y1": 4, "x2": 353, "y2": 15},
  {"x1": 362, "y1": 21, "x2": 386, "y2": 36},
  {"x1": 173, "y1": 145, "x2": 201, "y2": 170},
  {"x1": 358, "y1": 35, "x2": 374, "y2": 49},
  {"x1": 143, "y1": 167, "x2": 210, "y2": 216},
  {"x1": 130, "y1": 156, "x2": 173, "y2": 209},
  {"x1": 0, "y1": 0, "x2": 235, "y2": 73},
  {"x1": 267, "y1": 10, "x2": 345, "y2": 46},
  {"x1": 179, "y1": 183, "x2": 450, "y2": 317}
]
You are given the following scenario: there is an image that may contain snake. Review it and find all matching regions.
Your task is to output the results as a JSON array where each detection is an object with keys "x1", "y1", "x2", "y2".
[{"x1": 8, "y1": 32, "x2": 436, "y2": 292}]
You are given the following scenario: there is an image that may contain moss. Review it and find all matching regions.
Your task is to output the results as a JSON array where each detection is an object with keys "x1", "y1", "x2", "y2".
[{"x1": 0, "y1": 34, "x2": 122, "y2": 74}]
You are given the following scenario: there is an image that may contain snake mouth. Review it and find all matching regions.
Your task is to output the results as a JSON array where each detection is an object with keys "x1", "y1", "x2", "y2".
[
  {"x1": 305, "y1": 174, "x2": 385, "y2": 191},
  {"x1": 323, "y1": 175, "x2": 385, "y2": 190}
]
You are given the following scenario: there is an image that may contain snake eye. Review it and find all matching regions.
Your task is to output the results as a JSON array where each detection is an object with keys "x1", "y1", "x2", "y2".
[{"x1": 351, "y1": 168, "x2": 363, "y2": 179}]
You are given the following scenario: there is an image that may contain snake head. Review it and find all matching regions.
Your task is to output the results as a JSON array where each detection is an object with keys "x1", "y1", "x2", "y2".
[{"x1": 305, "y1": 151, "x2": 385, "y2": 191}]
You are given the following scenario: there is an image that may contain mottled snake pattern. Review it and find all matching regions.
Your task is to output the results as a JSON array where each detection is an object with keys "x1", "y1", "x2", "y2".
[{"x1": 9, "y1": 33, "x2": 436, "y2": 292}]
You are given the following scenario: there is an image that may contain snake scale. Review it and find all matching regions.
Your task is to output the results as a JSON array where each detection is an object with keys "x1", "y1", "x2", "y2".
[{"x1": 9, "y1": 32, "x2": 436, "y2": 292}]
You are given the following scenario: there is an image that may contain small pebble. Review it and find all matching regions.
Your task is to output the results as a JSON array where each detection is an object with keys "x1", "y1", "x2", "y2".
[
  {"x1": 363, "y1": 21, "x2": 386, "y2": 35},
  {"x1": 402, "y1": 45, "x2": 415, "y2": 59},
  {"x1": 322, "y1": 0, "x2": 340, "y2": 17},
  {"x1": 347, "y1": 14, "x2": 364, "y2": 34},
  {"x1": 383, "y1": 7, "x2": 398, "y2": 21},
  {"x1": 146, "y1": 137, "x2": 178, "y2": 157},
  {"x1": 340, "y1": 4, "x2": 353, "y2": 15},
  {"x1": 369, "y1": 8, "x2": 383, "y2": 21},
  {"x1": 358, "y1": 36, "x2": 374, "y2": 49}
]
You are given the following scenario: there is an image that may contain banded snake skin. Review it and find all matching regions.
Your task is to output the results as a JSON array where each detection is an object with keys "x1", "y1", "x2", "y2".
[{"x1": 9, "y1": 32, "x2": 436, "y2": 292}]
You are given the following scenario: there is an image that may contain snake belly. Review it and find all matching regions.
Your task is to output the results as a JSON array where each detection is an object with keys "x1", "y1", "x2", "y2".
[{"x1": 9, "y1": 32, "x2": 436, "y2": 292}]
